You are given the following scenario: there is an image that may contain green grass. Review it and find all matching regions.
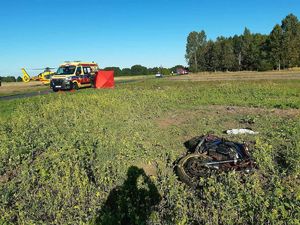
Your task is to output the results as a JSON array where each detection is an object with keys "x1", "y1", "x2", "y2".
[
  {"x1": 0, "y1": 79, "x2": 299, "y2": 224},
  {"x1": 0, "y1": 101, "x2": 21, "y2": 120}
]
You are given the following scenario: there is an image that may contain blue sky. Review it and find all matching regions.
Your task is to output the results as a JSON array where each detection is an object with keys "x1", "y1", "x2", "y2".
[{"x1": 0, "y1": 0, "x2": 299, "y2": 76}]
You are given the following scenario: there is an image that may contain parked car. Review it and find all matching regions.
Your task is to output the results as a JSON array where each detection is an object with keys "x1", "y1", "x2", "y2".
[{"x1": 155, "y1": 73, "x2": 163, "y2": 78}]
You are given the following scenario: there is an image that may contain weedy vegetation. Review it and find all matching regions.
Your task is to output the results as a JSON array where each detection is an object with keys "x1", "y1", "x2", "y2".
[{"x1": 0, "y1": 79, "x2": 299, "y2": 224}]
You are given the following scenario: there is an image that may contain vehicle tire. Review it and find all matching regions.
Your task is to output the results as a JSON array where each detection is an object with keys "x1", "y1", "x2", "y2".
[
  {"x1": 72, "y1": 82, "x2": 79, "y2": 90},
  {"x1": 176, "y1": 153, "x2": 213, "y2": 187},
  {"x1": 90, "y1": 76, "x2": 95, "y2": 88}
]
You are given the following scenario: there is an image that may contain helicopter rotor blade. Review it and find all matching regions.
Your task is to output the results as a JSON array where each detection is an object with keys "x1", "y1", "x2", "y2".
[{"x1": 29, "y1": 67, "x2": 56, "y2": 70}]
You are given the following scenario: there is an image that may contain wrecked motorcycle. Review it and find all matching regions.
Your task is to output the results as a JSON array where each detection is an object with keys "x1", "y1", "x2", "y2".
[{"x1": 175, "y1": 135, "x2": 255, "y2": 186}]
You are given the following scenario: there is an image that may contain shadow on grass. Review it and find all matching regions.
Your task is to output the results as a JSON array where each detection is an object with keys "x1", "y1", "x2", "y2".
[{"x1": 95, "y1": 166, "x2": 161, "y2": 225}]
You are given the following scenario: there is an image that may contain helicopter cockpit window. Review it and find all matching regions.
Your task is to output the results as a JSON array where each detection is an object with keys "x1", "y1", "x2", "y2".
[
  {"x1": 44, "y1": 74, "x2": 52, "y2": 79},
  {"x1": 56, "y1": 66, "x2": 76, "y2": 75}
]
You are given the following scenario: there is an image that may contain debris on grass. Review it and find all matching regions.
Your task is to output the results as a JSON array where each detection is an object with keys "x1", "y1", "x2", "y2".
[
  {"x1": 225, "y1": 129, "x2": 258, "y2": 135},
  {"x1": 175, "y1": 135, "x2": 256, "y2": 187}
]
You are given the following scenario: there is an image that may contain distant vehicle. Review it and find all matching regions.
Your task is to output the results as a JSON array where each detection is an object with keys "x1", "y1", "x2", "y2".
[
  {"x1": 50, "y1": 61, "x2": 99, "y2": 92},
  {"x1": 176, "y1": 67, "x2": 189, "y2": 75},
  {"x1": 155, "y1": 73, "x2": 163, "y2": 78},
  {"x1": 21, "y1": 67, "x2": 55, "y2": 85}
]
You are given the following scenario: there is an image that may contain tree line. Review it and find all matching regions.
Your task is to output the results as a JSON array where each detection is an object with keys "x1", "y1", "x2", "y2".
[
  {"x1": 103, "y1": 65, "x2": 186, "y2": 76},
  {"x1": 0, "y1": 76, "x2": 22, "y2": 82},
  {"x1": 186, "y1": 14, "x2": 300, "y2": 72},
  {"x1": 0, "y1": 65, "x2": 187, "y2": 82}
]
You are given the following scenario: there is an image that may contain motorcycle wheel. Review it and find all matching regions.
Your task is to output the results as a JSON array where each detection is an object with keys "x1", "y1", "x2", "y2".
[{"x1": 176, "y1": 153, "x2": 213, "y2": 187}]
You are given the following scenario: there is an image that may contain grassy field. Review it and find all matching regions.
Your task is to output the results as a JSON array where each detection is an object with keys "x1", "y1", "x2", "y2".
[
  {"x1": 1, "y1": 70, "x2": 299, "y2": 97},
  {"x1": 0, "y1": 82, "x2": 48, "y2": 97},
  {"x1": 0, "y1": 76, "x2": 154, "y2": 98},
  {"x1": 0, "y1": 77, "x2": 299, "y2": 224},
  {"x1": 169, "y1": 70, "x2": 300, "y2": 81},
  {"x1": 115, "y1": 74, "x2": 156, "y2": 81}
]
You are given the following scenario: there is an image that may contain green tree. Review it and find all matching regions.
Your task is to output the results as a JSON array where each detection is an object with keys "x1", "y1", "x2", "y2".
[
  {"x1": 185, "y1": 30, "x2": 207, "y2": 72},
  {"x1": 214, "y1": 40, "x2": 223, "y2": 71},
  {"x1": 241, "y1": 28, "x2": 254, "y2": 70},
  {"x1": 232, "y1": 35, "x2": 243, "y2": 71},
  {"x1": 268, "y1": 24, "x2": 283, "y2": 70},
  {"x1": 254, "y1": 34, "x2": 270, "y2": 71},
  {"x1": 104, "y1": 67, "x2": 122, "y2": 76},
  {"x1": 257, "y1": 34, "x2": 273, "y2": 71},
  {"x1": 184, "y1": 14, "x2": 300, "y2": 72},
  {"x1": 218, "y1": 37, "x2": 235, "y2": 71},
  {"x1": 204, "y1": 41, "x2": 216, "y2": 72},
  {"x1": 241, "y1": 28, "x2": 262, "y2": 70},
  {"x1": 147, "y1": 67, "x2": 159, "y2": 74},
  {"x1": 160, "y1": 67, "x2": 170, "y2": 75},
  {"x1": 121, "y1": 68, "x2": 132, "y2": 76},
  {"x1": 17, "y1": 76, "x2": 23, "y2": 82},
  {"x1": 170, "y1": 65, "x2": 185, "y2": 73},
  {"x1": 281, "y1": 14, "x2": 300, "y2": 68},
  {"x1": 130, "y1": 65, "x2": 148, "y2": 75},
  {"x1": 0, "y1": 76, "x2": 16, "y2": 82}
]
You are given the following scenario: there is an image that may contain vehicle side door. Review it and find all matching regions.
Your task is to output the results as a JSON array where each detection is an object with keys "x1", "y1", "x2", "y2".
[
  {"x1": 75, "y1": 66, "x2": 84, "y2": 84},
  {"x1": 83, "y1": 67, "x2": 92, "y2": 84}
]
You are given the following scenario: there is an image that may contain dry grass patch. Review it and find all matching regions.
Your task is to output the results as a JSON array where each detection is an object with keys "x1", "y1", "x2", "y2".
[
  {"x1": 0, "y1": 82, "x2": 47, "y2": 96},
  {"x1": 169, "y1": 71, "x2": 300, "y2": 81},
  {"x1": 156, "y1": 105, "x2": 300, "y2": 129}
]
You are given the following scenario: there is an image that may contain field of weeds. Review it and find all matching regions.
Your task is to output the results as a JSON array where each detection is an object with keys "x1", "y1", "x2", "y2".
[{"x1": 0, "y1": 78, "x2": 299, "y2": 224}]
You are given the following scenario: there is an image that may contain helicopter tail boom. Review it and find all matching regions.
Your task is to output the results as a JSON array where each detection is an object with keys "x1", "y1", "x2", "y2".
[{"x1": 21, "y1": 68, "x2": 31, "y2": 82}]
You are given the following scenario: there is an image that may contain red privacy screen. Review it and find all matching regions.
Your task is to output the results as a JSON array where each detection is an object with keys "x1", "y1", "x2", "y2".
[{"x1": 94, "y1": 70, "x2": 115, "y2": 89}]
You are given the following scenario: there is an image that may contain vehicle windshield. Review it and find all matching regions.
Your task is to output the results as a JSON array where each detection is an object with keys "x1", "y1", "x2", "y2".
[{"x1": 56, "y1": 66, "x2": 76, "y2": 75}]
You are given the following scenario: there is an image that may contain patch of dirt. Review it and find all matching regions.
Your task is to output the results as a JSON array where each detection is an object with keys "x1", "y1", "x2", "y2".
[
  {"x1": 137, "y1": 163, "x2": 157, "y2": 177},
  {"x1": 156, "y1": 105, "x2": 300, "y2": 129},
  {"x1": 0, "y1": 169, "x2": 18, "y2": 183},
  {"x1": 156, "y1": 114, "x2": 188, "y2": 129},
  {"x1": 0, "y1": 149, "x2": 45, "y2": 184},
  {"x1": 219, "y1": 105, "x2": 300, "y2": 118}
]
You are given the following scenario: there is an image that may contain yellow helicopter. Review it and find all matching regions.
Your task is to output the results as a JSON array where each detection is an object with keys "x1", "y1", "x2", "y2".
[{"x1": 21, "y1": 67, "x2": 56, "y2": 85}]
